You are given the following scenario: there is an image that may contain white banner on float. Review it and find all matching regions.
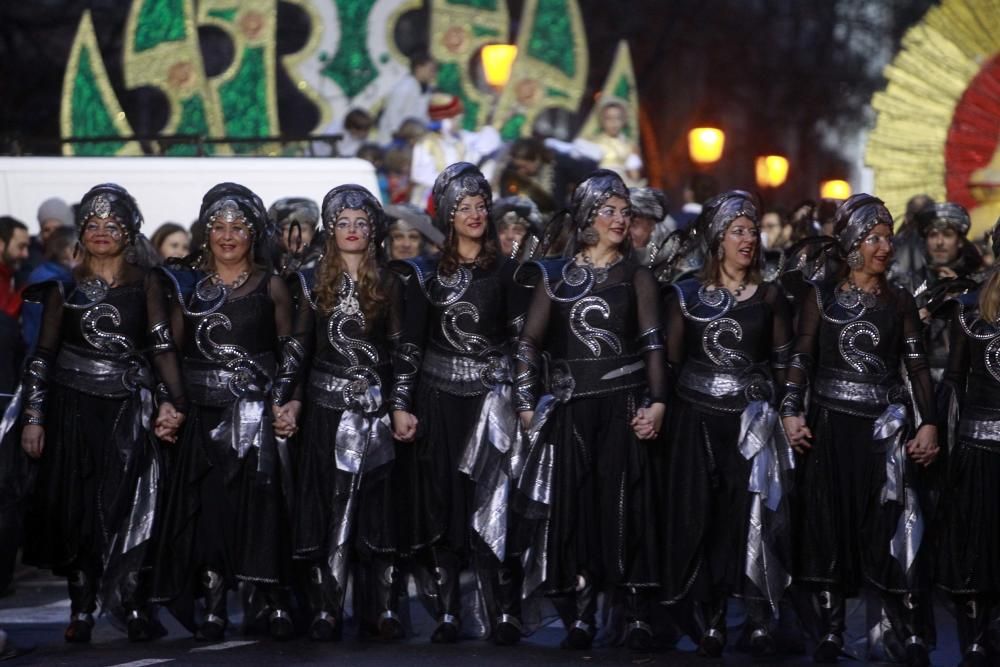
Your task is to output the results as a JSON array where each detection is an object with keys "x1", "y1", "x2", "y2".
[{"x1": 0, "y1": 157, "x2": 379, "y2": 234}]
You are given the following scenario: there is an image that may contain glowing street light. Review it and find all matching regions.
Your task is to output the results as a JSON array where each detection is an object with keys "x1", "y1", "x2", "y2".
[
  {"x1": 688, "y1": 127, "x2": 725, "y2": 165},
  {"x1": 755, "y1": 155, "x2": 789, "y2": 188},
  {"x1": 820, "y1": 179, "x2": 851, "y2": 199},
  {"x1": 481, "y1": 44, "x2": 518, "y2": 89}
]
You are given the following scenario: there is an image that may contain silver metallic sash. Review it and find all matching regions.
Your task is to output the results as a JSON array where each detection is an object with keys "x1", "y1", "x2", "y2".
[
  {"x1": 516, "y1": 365, "x2": 575, "y2": 596},
  {"x1": 958, "y1": 418, "x2": 1000, "y2": 445},
  {"x1": 187, "y1": 358, "x2": 277, "y2": 481},
  {"x1": 814, "y1": 375, "x2": 894, "y2": 406},
  {"x1": 53, "y1": 345, "x2": 150, "y2": 399},
  {"x1": 458, "y1": 357, "x2": 518, "y2": 561},
  {"x1": 421, "y1": 347, "x2": 492, "y2": 396},
  {"x1": 739, "y1": 400, "x2": 793, "y2": 614},
  {"x1": 678, "y1": 360, "x2": 771, "y2": 412},
  {"x1": 874, "y1": 403, "x2": 923, "y2": 576}
]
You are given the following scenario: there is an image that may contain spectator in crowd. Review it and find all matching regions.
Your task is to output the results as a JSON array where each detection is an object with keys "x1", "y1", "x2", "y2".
[
  {"x1": 17, "y1": 198, "x2": 73, "y2": 283},
  {"x1": 356, "y1": 143, "x2": 391, "y2": 202},
  {"x1": 672, "y1": 173, "x2": 718, "y2": 231},
  {"x1": 409, "y1": 93, "x2": 500, "y2": 208},
  {"x1": 391, "y1": 118, "x2": 427, "y2": 148},
  {"x1": 338, "y1": 109, "x2": 375, "y2": 158},
  {"x1": 760, "y1": 207, "x2": 791, "y2": 250},
  {"x1": 383, "y1": 203, "x2": 443, "y2": 260},
  {"x1": 492, "y1": 196, "x2": 543, "y2": 258},
  {"x1": 892, "y1": 192, "x2": 936, "y2": 282},
  {"x1": 269, "y1": 196, "x2": 320, "y2": 271},
  {"x1": 150, "y1": 222, "x2": 190, "y2": 260},
  {"x1": 0, "y1": 216, "x2": 29, "y2": 408},
  {"x1": 573, "y1": 98, "x2": 644, "y2": 186},
  {"x1": 497, "y1": 137, "x2": 597, "y2": 216},
  {"x1": 21, "y1": 226, "x2": 77, "y2": 353},
  {"x1": 628, "y1": 186, "x2": 671, "y2": 264},
  {"x1": 384, "y1": 146, "x2": 412, "y2": 204},
  {"x1": 378, "y1": 51, "x2": 437, "y2": 145}
]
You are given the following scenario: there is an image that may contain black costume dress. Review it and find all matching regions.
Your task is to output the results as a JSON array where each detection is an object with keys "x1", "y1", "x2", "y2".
[
  {"x1": 936, "y1": 295, "x2": 1000, "y2": 660},
  {"x1": 781, "y1": 280, "x2": 938, "y2": 656},
  {"x1": 8, "y1": 267, "x2": 182, "y2": 627},
  {"x1": 513, "y1": 258, "x2": 665, "y2": 629},
  {"x1": 660, "y1": 279, "x2": 794, "y2": 638},
  {"x1": 290, "y1": 268, "x2": 404, "y2": 632},
  {"x1": 151, "y1": 268, "x2": 303, "y2": 633},
  {"x1": 390, "y1": 255, "x2": 528, "y2": 636}
]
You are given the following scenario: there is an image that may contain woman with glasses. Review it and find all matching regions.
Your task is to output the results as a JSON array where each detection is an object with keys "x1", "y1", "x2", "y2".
[
  {"x1": 658, "y1": 191, "x2": 795, "y2": 658},
  {"x1": 289, "y1": 185, "x2": 406, "y2": 641},
  {"x1": 781, "y1": 195, "x2": 939, "y2": 665},
  {"x1": 8, "y1": 184, "x2": 182, "y2": 642},
  {"x1": 513, "y1": 170, "x2": 666, "y2": 651},
  {"x1": 151, "y1": 183, "x2": 305, "y2": 642},
  {"x1": 390, "y1": 162, "x2": 530, "y2": 644}
]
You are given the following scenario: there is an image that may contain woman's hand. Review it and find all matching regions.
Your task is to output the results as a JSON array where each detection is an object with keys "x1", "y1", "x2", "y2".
[
  {"x1": 906, "y1": 424, "x2": 939, "y2": 466},
  {"x1": 782, "y1": 415, "x2": 813, "y2": 453},
  {"x1": 519, "y1": 411, "x2": 535, "y2": 432},
  {"x1": 392, "y1": 410, "x2": 418, "y2": 442},
  {"x1": 155, "y1": 402, "x2": 185, "y2": 443},
  {"x1": 631, "y1": 403, "x2": 665, "y2": 440},
  {"x1": 272, "y1": 400, "x2": 302, "y2": 438},
  {"x1": 21, "y1": 422, "x2": 44, "y2": 458}
]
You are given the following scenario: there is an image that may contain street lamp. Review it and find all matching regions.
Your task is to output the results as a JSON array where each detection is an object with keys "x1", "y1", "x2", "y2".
[
  {"x1": 755, "y1": 155, "x2": 789, "y2": 188},
  {"x1": 481, "y1": 44, "x2": 518, "y2": 89},
  {"x1": 688, "y1": 127, "x2": 725, "y2": 165},
  {"x1": 820, "y1": 179, "x2": 851, "y2": 199}
]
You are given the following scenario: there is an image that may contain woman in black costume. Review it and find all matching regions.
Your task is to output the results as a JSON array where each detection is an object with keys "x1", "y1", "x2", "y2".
[
  {"x1": 513, "y1": 169, "x2": 665, "y2": 651},
  {"x1": 7, "y1": 184, "x2": 182, "y2": 642},
  {"x1": 290, "y1": 185, "x2": 405, "y2": 641},
  {"x1": 659, "y1": 191, "x2": 794, "y2": 658},
  {"x1": 781, "y1": 194, "x2": 939, "y2": 666},
  {"x1": 936, "y1": 223, "x2": 1000, "y2": 667},
  {"x1": 390, "y1": 162, "x2": 528, "y2": 644},
  {"x1": 152, "y1": 183, "x2": 304, "y2": 641}
]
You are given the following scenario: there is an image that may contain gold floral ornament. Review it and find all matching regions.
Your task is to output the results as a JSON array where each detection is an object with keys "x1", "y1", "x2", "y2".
[
  {"x1": 865, "y1": 0, "x2": 1000, "y2": 237},
  {"x1": 430, "y1": 0, "x2": 510, "y2": 131},
  {"x1": 60, "y1": 11, "x2": 142, "y2": 156},
  {"x1": 123, "y1": 0, "x2": 225, "y2": 155},
  {"x1": 491, "y1": 0, "x2": 588, "y2": 140}
]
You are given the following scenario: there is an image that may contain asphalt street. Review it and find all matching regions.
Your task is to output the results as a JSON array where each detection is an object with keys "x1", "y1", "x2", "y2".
[{"x1": 0, "y1": 567, "x2": 967, "y2": 666}]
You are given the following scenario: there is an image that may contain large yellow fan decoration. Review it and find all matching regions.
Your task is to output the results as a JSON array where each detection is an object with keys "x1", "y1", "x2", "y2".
[{"x1": 866, "y1": 0, "x2": 1000, "y2": 237}]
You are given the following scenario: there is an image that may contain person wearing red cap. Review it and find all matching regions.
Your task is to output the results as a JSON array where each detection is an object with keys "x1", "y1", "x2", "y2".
[{"x1": 409, "y1": 93, "x2": 501, "y2": 209}]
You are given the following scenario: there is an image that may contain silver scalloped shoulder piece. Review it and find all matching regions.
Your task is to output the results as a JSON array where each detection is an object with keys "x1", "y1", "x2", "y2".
[
  {"x1": 837, "y1": 320, "x2": 887, "y2": 374},
  {"x1": 569, "y1": 296, "x2": 622, "y2": 357},
  {"x1": 536, "y1": 260, "x2": 594, "y2": 303},
  {"x1": 702, "y1": 317, "x2": 751, "y2": 367},
  {"x1": 81, "y1": 303, "x2": 133, "y2": 354},
  {"x1": 442, "y1": 301, "x2": 490, "y2": 354},
  {"x1": 195, "y1": 312, "x2": 248, "y2": 363},
  {"x1": 673, "y1": 281, "x2": 734, "y2": 323},
  {"x1": 63, "y1": 276, "x2": 109, "y2": 311},
  {"x1": 815, "y1": 281, "x2": 866, "y2": 325}
]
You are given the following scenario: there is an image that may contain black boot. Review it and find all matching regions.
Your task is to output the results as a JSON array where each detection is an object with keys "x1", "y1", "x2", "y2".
[
  {"x1": 746, "y1": 598, "x2": 777, "y2": 658},
  {"x1": 124, "y1": 569, "x2": 167, "y2": 642},
  {"x1": 625, "y1": 587, "x2": 653, "y2": 652},
  {"x1": 373, "y1": 560, "x2": 404, "y2": 640},
  {"x1": 64, "y1": 570, "x2": 96, "y2": 644},
  {"x1": 883, "y1": 593, "x2": 930, "y2": 667},
  {"x1": 197, "y1": 569, "x2": 228, "y2": 641},
  {"x1": 266, "y1": 585, "x2": 295, "y2": 641},
  {"x1": 560, "y1": 573, "x2": 597, "y2": 650},
  {"x1": 956, "y1": 596, "x2": 991, "y2": 667},
  {"x1": 813, "y1": 590, "x2": 845, "y2": 663},
  {"x1": 696, "y1": 596, "x2": 727, "y2": 658},
  {"x1": 429, "y1": 548, "x2": 461, "y2": 644},
  {"x1": 305, "y1": 564, "x2": 341, "y2": 642},
  {"x1": 492, "y1": 560, "x2": 523, "y2": 646}
]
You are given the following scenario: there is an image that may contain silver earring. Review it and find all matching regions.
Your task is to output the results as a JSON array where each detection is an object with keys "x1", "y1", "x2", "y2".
[{"x1": 847, "y1": 249, "x2": 863, "y2": 269}]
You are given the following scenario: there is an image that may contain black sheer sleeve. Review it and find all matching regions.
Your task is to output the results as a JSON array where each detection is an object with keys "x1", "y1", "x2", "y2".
[
  {"x1": 504, "y1": 260, "x2": 534, "y2": 344},
  {"x1": 942, "y1": 309, "x2": 969, "y2": 405},
  {"x1": 779, "y1": 283, "x2": 820, "y2": 417},
  {"x1": 271, "y1": 275, "x2": 307, "y2": 405},
  {"x1": 899, "y1": 290, "x2": 937, "y2": 428},
  {"x1": 634, "y1": 267, "x2": 666, "y2": 404},
  {"x1": 514, "y1": 275, "x2": 551, "y2": 412},
  {"x1": 390, "y1": 269, "x2": 427, "y2": 412},
  {"x1": 662, "y1": 287, "x2": 685, "y2": 400},
  {"x1": 145, "y1": 270, "x2": 187, "y2": 412},
  {"x1": 766, "y1": 284, "x2": 794, "y2": 395},
  {"x1": 288, "y1": 274, "x2": 317, "y2": 379},
  {"x1": 21, "y1": 283, "x2": 63, "y2": 424},
  {"x1": 383, "y1": 271, "x2": 404, "y2": 343}
]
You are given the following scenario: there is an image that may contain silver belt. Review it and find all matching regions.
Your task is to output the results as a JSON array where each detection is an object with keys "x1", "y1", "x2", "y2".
[
  {"x1": 813, "y1": 375, "x2": 896, "y2": 406},
  {"x1": 959, "y1": 418, "x2": 1000, "y2": 445},
  {"x1": 421, "y1": 348, "x2": 507, "y2": 396},
  {"x1": 308, "y1": 367, "x2": 382, "y2": 411},
  {"x1": 54, "y1": 346, "x2": 147, "y2": 396}
]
